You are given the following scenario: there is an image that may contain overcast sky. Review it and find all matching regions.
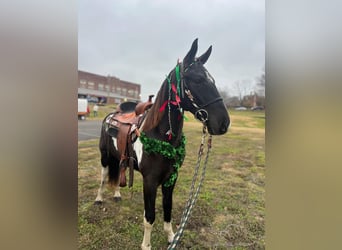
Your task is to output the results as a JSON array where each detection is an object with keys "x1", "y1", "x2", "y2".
[{"x1": 78, "y1": 0, "x2": 264, "y2": 101}]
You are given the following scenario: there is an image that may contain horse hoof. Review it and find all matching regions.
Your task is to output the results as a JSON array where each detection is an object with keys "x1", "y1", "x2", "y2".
[
  {"x1": 94, "y1": 200, "x2": 103, "y2": 205},
  {"x1": 113, "y1": 197, "x2": 122, "y2": 202}
]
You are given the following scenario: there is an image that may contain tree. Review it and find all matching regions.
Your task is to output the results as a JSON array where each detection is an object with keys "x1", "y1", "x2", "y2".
[
  {"x1": 218, "y1": 87, "x2": 242, "y2": 108},
  {"x1": 218, "y1": 87, "x2": 231, "y2": 106},
  {"x1": 227, "y1": 96, "x2": 240, "y2": 107},
  {"x1": 255, "y1": 67, "x2": 265, "y2": 97},
  {"x1": 234, "y1": 80, "x2": 253, "y2": 106}
]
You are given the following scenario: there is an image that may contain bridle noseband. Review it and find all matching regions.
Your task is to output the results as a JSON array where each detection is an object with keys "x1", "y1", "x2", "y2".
[{"x1": 177, "y1": 62, "x2": 223, "y2": 123}]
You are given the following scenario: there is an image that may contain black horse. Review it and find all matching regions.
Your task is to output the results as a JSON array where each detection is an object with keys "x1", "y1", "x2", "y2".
[{"x1": 95, "y1": 39, "x2": 230, "y2": 249}]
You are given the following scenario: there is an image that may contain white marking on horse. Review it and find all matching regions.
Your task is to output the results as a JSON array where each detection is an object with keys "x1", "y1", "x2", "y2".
[
  {"x1": 113, "y1": 184, "x2": 121, "y2": 199},
  {"x1": 141, "y1": 216, "x2": 153, "y2": 250},
  {"x1": 112, "y1": 137, "x2": 118, "y2": 148},
  {"x1": 133, "y1": 137, "x2": 143, "y2": 165},
  {"x1": 133, "y1": 119, "x2": 146, "y2": 166},
  {"x1": 95, "y1": 166, "x2": 108, "y2": 202},
  {"x1": 164, "y1": 222, "x2": 175, "y2": 243}
]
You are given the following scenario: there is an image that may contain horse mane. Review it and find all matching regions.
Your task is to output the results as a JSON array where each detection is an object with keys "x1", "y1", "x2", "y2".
[{"x1": 142, "y1": 78, "x2": 169, "y2": 132}]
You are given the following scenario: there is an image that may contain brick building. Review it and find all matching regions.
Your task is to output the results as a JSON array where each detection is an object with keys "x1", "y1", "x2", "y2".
[{"x1": 78, "y1": 70, "x2": 141, "y2": 104}]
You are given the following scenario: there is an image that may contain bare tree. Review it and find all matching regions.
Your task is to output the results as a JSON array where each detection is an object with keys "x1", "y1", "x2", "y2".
[
  {"x1": 255, "y1": 67, "x2": 265, "y2": 96},
  {"x1": 227, "y1": 96, "x2": 240, "y2": 107},
  {"x1": 234, "y1": 80, "x2": 253, "y2": 106},
  {"x1": 218, "y1": 87, "x2": 231, "y2": 106},
  {"x1": 234, "y1": 80, "x2": 243, "y2": 104}
]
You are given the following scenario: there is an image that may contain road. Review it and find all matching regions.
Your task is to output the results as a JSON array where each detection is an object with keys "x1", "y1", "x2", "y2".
[{"x1": 78, "y1": 120, "x2": 102, "y2": 141}]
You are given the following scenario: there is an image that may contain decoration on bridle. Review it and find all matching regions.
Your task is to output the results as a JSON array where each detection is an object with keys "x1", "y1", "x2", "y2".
[
  {"x1": 139, "y1": 132, "x2": 186, "y2": 187},
  {"x1": 175, "y1": 63, "x2": 181, "y2": 97},
  {"x1": 159, "y1": 62, "x2": 187, "y2": 140}
]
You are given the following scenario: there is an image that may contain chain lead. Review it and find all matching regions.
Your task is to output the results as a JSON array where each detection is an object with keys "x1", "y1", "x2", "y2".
[{"x1": 167, "y1": 126, "x2": 212, "y2": 250}]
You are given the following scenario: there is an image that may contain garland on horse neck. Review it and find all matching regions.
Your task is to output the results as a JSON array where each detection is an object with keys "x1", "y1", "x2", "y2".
[{"x1": 139, "y1": 132, "x2": 186, "y2": 187}]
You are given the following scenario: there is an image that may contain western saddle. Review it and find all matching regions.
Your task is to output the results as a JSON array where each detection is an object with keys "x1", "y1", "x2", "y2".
[{"x1": 104, "y1": 95, "x2": 154, "y2": 187}]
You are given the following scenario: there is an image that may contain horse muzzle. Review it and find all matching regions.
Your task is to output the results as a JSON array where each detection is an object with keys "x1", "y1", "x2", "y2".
[
  {"x1": 207, "y1": 117, "x2": 230, "y2": 135},
  {"x1": 204, "y1": 104, "x2": 230, "y2": 135}
]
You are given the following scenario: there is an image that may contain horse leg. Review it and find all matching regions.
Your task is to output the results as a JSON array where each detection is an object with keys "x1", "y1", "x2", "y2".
[
  {"x1": 112, "y1": 182, "x2": 121, "y2": 202},
  {"x1": 96, "y1": 150, "x2": 121, "y2": 204},
  {"x1": 95, "y1": 166, "x2": 108, "y2": 204},
  {"x1": 141, "y1": 179, "x2": 157, "y2": 250},
  {"x1": 107, "y1": 155, "x2": 121, "y2": 202},
  {"x1": 162, "y1": 184, "x2": 176, "y2": 244}
]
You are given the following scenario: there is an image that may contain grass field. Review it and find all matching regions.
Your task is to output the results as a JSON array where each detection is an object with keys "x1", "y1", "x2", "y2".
[{"x1": 78, "y1": 109, "x2": 265, "y2": 249}]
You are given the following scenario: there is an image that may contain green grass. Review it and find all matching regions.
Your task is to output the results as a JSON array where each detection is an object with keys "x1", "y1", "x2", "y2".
[{"x1": 78, "y1": 110, "x2": 265, "y2": 249}]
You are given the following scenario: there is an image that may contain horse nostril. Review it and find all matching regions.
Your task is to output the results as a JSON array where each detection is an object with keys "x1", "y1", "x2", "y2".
[{"x1": 220, "y1": 120, "x2": 229, "y2": 133}]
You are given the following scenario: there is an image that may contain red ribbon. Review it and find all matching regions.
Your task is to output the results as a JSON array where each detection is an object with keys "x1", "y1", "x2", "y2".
[
  {"x1": 171, "y1": 84, "x2": 181, "y2": 104},
  {"x1": 159, "y1": 84, "x2": 181, "y2": 112},
  {"x1": 159, "y1": 100, "x2": 168, "y2": 112},
  {"x1": 159, "y1": 100, "x2": 180, "y2": 112}
]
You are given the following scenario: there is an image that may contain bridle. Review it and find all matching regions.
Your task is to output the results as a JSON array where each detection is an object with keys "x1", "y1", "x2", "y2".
[
  {"x1": 177, "y1": 61, "x2": 223, "y2": 123},
  {"x1": 162, "y1": 61, "x2": 222, "y2": 140}
]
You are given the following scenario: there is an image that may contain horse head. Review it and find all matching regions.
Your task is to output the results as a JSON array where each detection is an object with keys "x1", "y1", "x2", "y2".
[{"x1": 179, "y1": 38, "x2": 230, "y2": 135}]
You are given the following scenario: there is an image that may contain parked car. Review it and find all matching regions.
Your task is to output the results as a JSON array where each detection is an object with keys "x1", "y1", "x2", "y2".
[
  {"x1": 235, "y1": 106, "x2": 247, "y2": 111},
  {"x1": 251, "y1": 106, "x2": 264, "y2": 111},
  {"x1": 87, "y1": 96, "x2": 99, "y2": 103}
]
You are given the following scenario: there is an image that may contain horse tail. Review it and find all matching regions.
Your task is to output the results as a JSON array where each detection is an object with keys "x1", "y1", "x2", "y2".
[
  {"x1": 99, "y1": 115, "x2": 120, "y2": 186},
  {"x1": 107, "y1": 158, "x2": 120, "y2": 186}
]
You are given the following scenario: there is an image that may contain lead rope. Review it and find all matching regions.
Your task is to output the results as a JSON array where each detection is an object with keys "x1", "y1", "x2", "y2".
[{"x1": 167, "y1": 125, "x2": 213, "y2": 250}]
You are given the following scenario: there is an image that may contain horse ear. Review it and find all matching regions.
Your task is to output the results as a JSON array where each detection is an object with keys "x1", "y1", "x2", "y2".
[
  {"x1": 198, "y1": 45, "x2": 212, "y2": 65},
  {"x1": 183, "y1": 38, "x2": 198, "y2": 67}
]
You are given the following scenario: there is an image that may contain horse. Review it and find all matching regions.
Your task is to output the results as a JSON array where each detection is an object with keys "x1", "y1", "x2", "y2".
[{"x1": 94, "y1": 38, "x2": 230, "y2": 249}]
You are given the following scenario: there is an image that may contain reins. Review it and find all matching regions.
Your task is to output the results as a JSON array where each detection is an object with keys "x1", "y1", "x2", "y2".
[{"x1": 167, "y1": 124, "x2": 213, "y2": 250}]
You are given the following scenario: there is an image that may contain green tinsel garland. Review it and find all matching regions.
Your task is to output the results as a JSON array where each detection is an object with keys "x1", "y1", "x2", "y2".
[{"x1": 139, "y1": 132, "x2": 186, "y2": 187}]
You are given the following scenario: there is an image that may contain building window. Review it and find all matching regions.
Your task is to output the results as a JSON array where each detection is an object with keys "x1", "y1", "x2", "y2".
[
  {"x1": 128, "y1": 89, "x2": 134, "y2": 96},
  {"x1": 88, "y1": 81, "x2": 95, "y2": 89},
  {"x1": 112, "y1": 86, "x2": 116, "y2": 93},
  {"x1": 80, "y1": 80, "x2": 87, "y2": 88},
  {"x1": 105, "y1": 84, "x2": 110, "y2": 92},
  {"x1": 116, "y1": 87, "x2": 121, "y2": 95},
  {"x1": 122, "y1": 88, "x2": 127, "y2": 96},
  {"x1": 98, "y1": 83, "x2": 104, "y2": 91}
]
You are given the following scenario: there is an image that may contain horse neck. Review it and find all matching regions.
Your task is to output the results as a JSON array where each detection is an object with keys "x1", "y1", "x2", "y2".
[
  {"x1": 144, "y1": 76, "x2": 184, "y2": 146},
  {"x1": 157, "y1": 106, "x2": 184, "y2": 144}
]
